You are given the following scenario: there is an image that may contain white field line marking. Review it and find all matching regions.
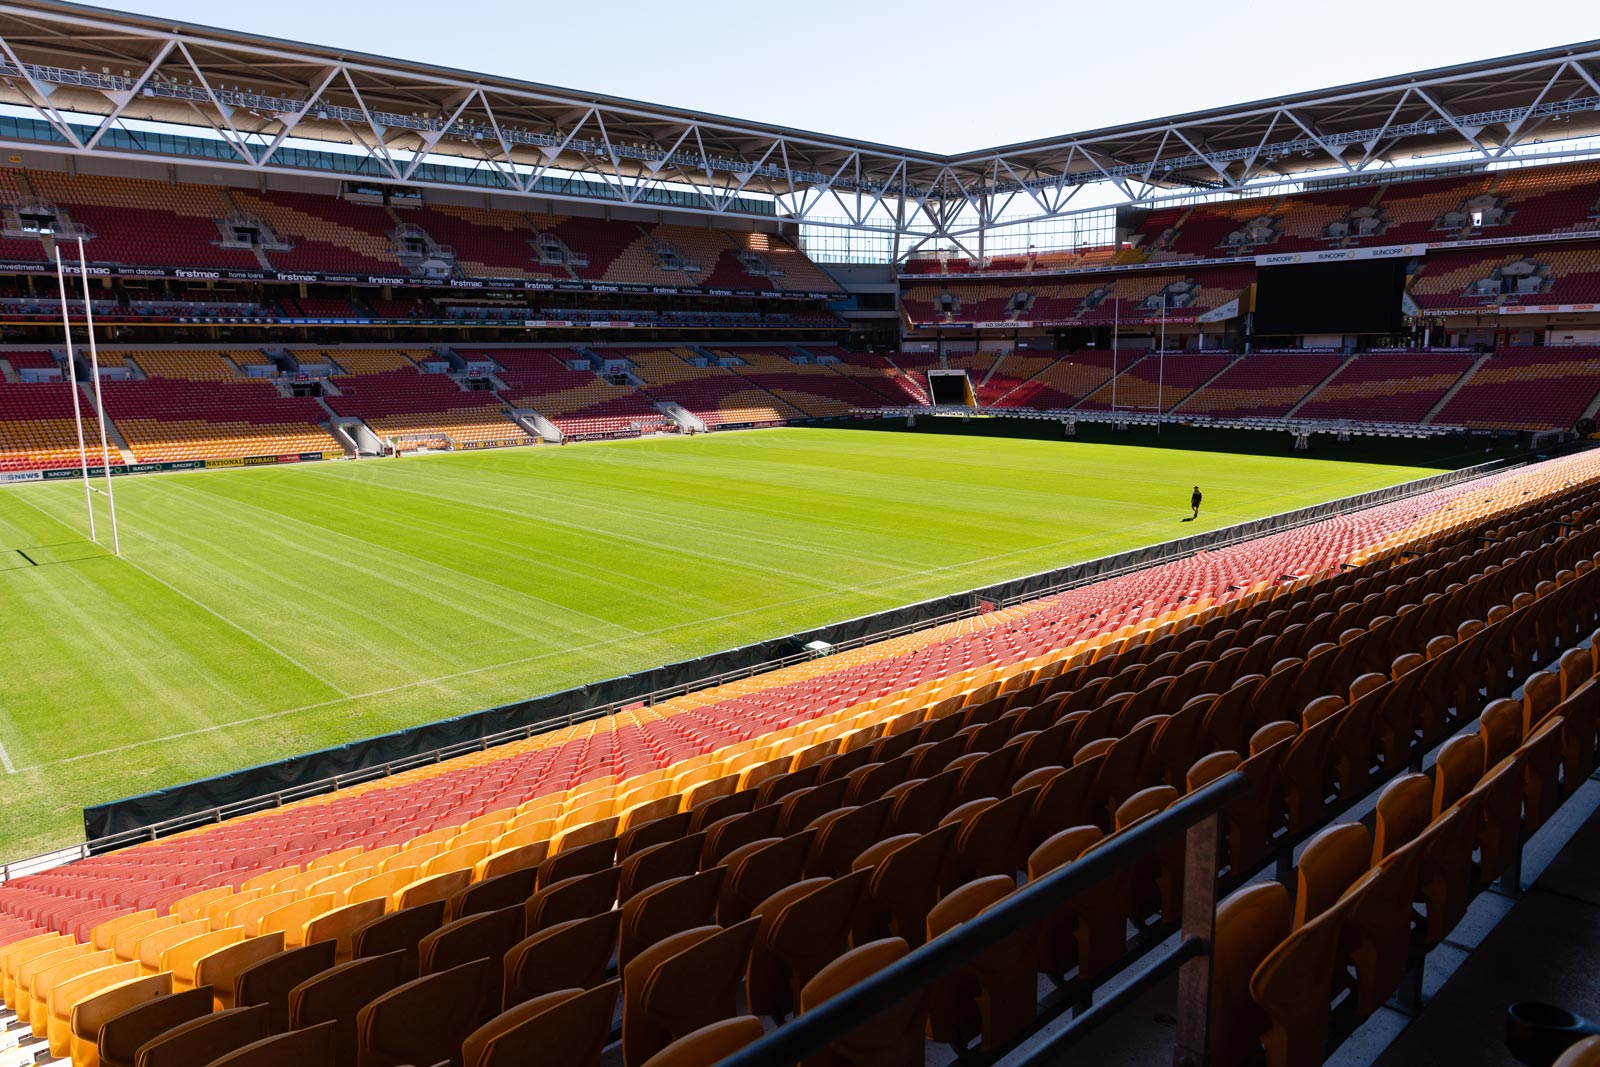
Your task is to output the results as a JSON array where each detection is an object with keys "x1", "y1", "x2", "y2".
[
  {"x1": 151, "y1": 478, "x2": 650, "y2": 637},
  {"x1": 8, "y1": 467, "x2": 1397, "y2": 774},
  {"x1": 0, "y1": 736, "x2": 15, "y2": 773},
  {"x1": 115, "y1": 554, "x2": 355, "y2": 699},
  {"x1": 9, "y1": 491, "x2": 352, "y2": 699}
]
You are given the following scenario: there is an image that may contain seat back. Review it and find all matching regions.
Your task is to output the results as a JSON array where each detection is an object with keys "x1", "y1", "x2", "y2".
[
  {"x1": 204, "y1": 1019, "x2": 338, "y2": 1067},
  {"x1": 1249, "y1": 888, "x2": 1356, "y2": 1067},
  {"x1": 799, "y1": 937, "x2": 927, "y2": 1067},
  {"x1": 627, "y1": 920, "x2": 761, "y2": 1067},
  {"x1": 303, "y1": 899, "x2": 386, "y2": 966},
  {"x1": 525, "y1": 867, "x2": 622, "y2": 933},
  {"x1": 356, "y1": 957, "x2": 495, "y2": 1067},
  {"x1": 287, "y1": 951, "x2": 406, "y2": 1067},
  {"x1": 1208, "y1": 882, "x2": 1291, "y2": 1066},
  {"x1": 234, "y1": 939, "x2": 337, "y2": 1034},
  {"x1": 619, "y1": 867, "x2": 727, "y2": 968},
  {"x1": 463, "y1": 981, "x2": 620, "y2": 1067},
  {"x1": 503, "y1": 910, "x2": 621, "y2": 1012},
  {"x1": 69, "y1": 972, "x2": 172, "y2": 1067},
  {"x1": 1293, "y1": 822, "x2": 1372, "y2": 928},
  {"x1": 132, "y1": 1003, "x2": 268, "y2": 1067},
  {"x1": 195, "y1": 933, "x2": 288, "y2": 1010},
  {"x1": 447, "y1": 865, "x2": 540, "y2": 923},
  {"x1": 97, "y1": 984, "x2": 213, "y2": 1067},
  {"x1": 639, "y1": 1017, "x2": 765, "y2": 1067},
  {"x1": 351, "y1": 900, "x2": 447, "y2": 980}
]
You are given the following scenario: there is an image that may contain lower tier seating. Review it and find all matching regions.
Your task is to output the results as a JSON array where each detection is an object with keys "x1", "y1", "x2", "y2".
[
  {"x1": 1, "y1": 452, "x2": 1597, "y2": 1067},
  {"x1": 0, "y1": 382, "x2": 102, "y2": 471},
  {"x1": 1294, "y1": 352, "x2": 1475, "y2": 424},
  {"x1": 101, "y1": 380, "x2": 341, "y2": 462},
  {"x1": 324, "y1": 369, "x2": 531, "y2": 449},
  {"x1": 1432, "y1": 346, "x2": 1600, "y2": 431}
]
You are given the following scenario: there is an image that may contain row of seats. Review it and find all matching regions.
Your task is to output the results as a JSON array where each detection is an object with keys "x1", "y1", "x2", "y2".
[
  {"x1": 0, "y1": 443, "x2": 1553, "y2": 926},
  {"x1": 0, "y1": 170, "x2": 839, "y2": 295},
  {"x1": 3, "y1": 489, "x2": 1600, "y2": 1067},
  {"x1": 903, "y1": 267, "x2": 1254, "y2": 327},
  {"x1": 970, "y1": 346, "x2": 1596, "y2": 431},
  {"x1": 1131, "y1": 162, "x2": 1600, "y2": 260},
  {"x1": 4, "y1": 463, "x2": 1597, "y2": 1067},
  {"x1": 100, "y1": 380, "x2": 341, "y2": 463},
  {"x1": 0, "y1": 344, "x2": 923, "y2": 463}
]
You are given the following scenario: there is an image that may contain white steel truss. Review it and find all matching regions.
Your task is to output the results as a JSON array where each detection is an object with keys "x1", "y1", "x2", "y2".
[{"x1": 0, "y1": 0, "x2": 1598, "y2": 259}]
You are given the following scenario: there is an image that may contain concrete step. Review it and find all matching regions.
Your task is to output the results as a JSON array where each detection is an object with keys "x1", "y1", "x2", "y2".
[{"x1": 1422, "y1": 352, "x2": 1493, "y2": 425}]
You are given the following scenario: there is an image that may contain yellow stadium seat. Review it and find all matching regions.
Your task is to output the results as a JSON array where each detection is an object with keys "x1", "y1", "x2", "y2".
[{"x1": 48, "y1": 962, "x2": 143, "y2": 1058}]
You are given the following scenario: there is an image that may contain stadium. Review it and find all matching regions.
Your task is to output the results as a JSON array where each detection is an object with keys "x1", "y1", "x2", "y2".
[{"x1": 0, "y1": 1, "x2": 1598, "y2": 1063}]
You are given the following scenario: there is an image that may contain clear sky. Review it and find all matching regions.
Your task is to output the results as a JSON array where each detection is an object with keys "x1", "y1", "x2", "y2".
[{"x1": 102, "y1": 0, "x2": 1596, "y2": 154}]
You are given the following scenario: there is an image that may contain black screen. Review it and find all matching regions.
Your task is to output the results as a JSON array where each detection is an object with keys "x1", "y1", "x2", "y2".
[
  {"x1": 929, "y1": 373, "x2": 968, "y2": 405},
  {"x1": 1253, "y1": 260, "x2": 1407, "y2": 335}
]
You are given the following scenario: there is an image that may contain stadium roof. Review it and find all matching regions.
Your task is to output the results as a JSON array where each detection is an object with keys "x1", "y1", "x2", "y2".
[{"x1": 1, "y1": 0, "x2": 1599, "y2": 247}]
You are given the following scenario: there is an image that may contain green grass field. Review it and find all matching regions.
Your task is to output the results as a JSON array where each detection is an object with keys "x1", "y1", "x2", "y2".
[{"x1": 0, "y1": 426, "x2": 1478, "y2": 857}]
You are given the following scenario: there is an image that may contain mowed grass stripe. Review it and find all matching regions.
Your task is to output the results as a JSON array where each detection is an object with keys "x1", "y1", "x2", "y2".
[
  {"x1": 185, "y1": 466, "x2": 735, "y2": 620},
  {"x1": 0, "y1": 428, "x2": 1454, "y2": 857}
]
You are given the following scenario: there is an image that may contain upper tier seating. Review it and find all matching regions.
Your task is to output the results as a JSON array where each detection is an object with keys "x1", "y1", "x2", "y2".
[
  {"x1": 1431, "y1": 346, "x2": 1600, "y2": 431},
  {"x1": 909, "y1": 268, "x2": 1252, "y2": 327},
  {"x1": 924, "y1": 162, "x2": 1600, "y2": 277},
  {"x1": 1293, "y1": 352, "x2": 1475, "y2": 424},
  {"x1": 0, "y1": 170, "x2": 840, "y2": 294},
  {"x1": 1409, "y1": 244, "x2": 1600, "y2": 309},
  {"x1": 23, "y1": 172, "x2": 263, "y2": 271},
  {"x1": 1176, "y1": 353, "x2": 1347, "y2": 417},
  {"x1": 231, "y1": 190, "x2": 405, "y2": 276},
  {"x1": 409, "y1": 205, "x2": 564, "y2": 281},
  {"x1": 2, "y1": 453, "x2": 1597, "y2": 1067}
]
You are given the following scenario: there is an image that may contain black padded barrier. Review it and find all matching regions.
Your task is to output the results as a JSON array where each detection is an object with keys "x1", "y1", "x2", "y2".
[{"x1": 80, "y1": 433, "x2": 1561, "y2": 845}]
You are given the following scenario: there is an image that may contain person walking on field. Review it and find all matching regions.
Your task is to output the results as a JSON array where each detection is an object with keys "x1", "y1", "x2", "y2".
[{"x1": 1191, "y1": 485, "x2": 1203, "y2": 520}]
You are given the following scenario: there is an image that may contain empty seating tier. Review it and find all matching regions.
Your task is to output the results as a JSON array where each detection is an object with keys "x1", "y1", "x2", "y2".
[
  {"x1": 324, "y1": 368, "x2": 530, "y2": 449},
  {"x1": 1432, "y1": 346, "x2": 1600, "y2": 431},
  {"x1": 1293, "y1": 351, "x2": 1475, "y2": 424},
  {"x1": 0, "y1": 380, "x2": 94, "y2": 471},
  {"x1": 470, "y1": 348, "x2": 667, "y2": 439},
  {"x1": 1074, "y1": 352, "x2": 1233, "y2": 413},
  {"x1": 100, "y1": 379, "x2": 340, "y2": 463},
  {"x1": 2, "y1": 450, "x2": 1597, "y2": 1067},
  {"x1": 1176, "y1": 353, "x2": 1346, "y2": 417}
]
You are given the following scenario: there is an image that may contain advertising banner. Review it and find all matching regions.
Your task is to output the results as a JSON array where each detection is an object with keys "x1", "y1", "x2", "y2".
[
  {"x1": 17, "y1": 454, "x2": 328, "y2": 482},
  {"x1": 1255, "y1": 243, "x2": 1425, "y2": 266},
  {"x1": 0, "y1": 261, "x2": 835, "y2": 300}
]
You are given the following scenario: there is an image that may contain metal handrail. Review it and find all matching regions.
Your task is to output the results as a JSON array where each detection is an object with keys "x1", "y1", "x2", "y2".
[{"x1": 720, "y1": 772, "x2": 1248, "y2": 1067}]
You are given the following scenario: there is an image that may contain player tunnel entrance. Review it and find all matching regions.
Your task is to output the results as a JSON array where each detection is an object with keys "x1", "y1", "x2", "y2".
[{"x1": 927, "y1": 369, "x2": 975, "y2": 406}]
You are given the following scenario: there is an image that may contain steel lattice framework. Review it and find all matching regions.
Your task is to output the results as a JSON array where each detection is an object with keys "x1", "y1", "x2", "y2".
[{"x1": 2, "y1": 0, "x2": 1599, "y2": 259}]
